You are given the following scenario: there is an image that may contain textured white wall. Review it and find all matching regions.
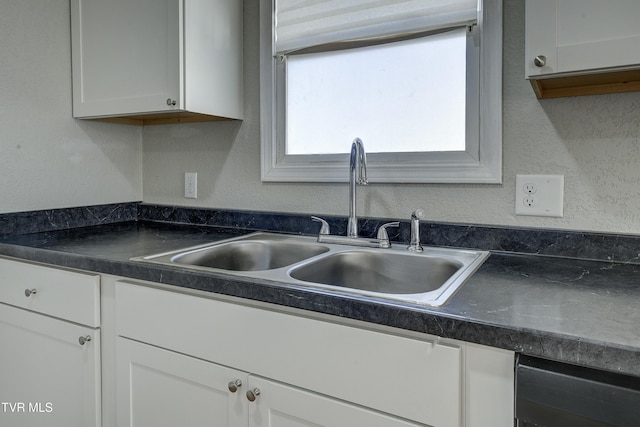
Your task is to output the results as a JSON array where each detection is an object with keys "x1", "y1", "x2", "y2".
[
  {"x1": 0, "y1": 0, "x2": 142, "y2": 214},
  {"x1": 137, "y1": 0, "x2": 634, "y2": 235},
  {"x1": 2, "y1": 1, "x2": 638, "y2": 232}
]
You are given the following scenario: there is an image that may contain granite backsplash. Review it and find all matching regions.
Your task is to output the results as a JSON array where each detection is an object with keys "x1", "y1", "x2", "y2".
[{"x1": 1, "y1": 202, "x2": 639, "y2": 265}]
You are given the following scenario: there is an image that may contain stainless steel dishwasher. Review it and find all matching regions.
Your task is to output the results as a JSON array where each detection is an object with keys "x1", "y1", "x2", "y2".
[{"x1": 515, "y1": 355, "x2": 640, "y2": 426}]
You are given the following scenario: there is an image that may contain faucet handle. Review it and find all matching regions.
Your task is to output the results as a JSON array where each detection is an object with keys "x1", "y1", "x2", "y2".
[
  {"x1": 376, "y1": 222, "x2": 400, "y2": 248},
  {"x1": 311, "y1": 216, "x2": 330, "y2": 235}
]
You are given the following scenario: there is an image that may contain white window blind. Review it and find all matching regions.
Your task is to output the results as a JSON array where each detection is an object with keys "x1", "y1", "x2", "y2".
[{"x1": 275, "y1": 0, "x2": 479, "y2": 53}]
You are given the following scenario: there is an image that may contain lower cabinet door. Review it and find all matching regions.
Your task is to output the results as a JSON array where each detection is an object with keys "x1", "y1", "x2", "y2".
[
  {"x1": 116, "y1": 337, "x2": 247, "y2": 427},
  {"x1": 0, "y1": 303, "x2": 101, "y2": 427},
  {"x1": 247, "y1": 376, "x2": 424, "y2": 427}
]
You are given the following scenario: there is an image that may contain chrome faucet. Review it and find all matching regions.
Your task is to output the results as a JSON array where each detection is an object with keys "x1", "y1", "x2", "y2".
[
  {"x1": 311, "y1": 138, "x2": 400, "y2": 248},
  {"x1": 348, "y1": 137, "x2": 367, "y2": 238}
]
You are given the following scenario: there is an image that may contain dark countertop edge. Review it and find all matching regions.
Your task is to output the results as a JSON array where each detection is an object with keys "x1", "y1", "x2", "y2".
[{"x1": 1, "y1": 241, "x2": 638, "y2": 377}]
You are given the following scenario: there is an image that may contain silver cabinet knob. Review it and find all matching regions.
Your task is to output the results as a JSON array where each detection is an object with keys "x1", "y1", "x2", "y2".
[
  {"x1": 228, "y1": 379, "x2": 243, "y2": 393},
  {"x1": 534, "y1": 55, "x2": 546, "y2": 67},
  {"x1": 78, "y1": 335, "x2": 92, "y2": 345},
  {"x1": 246, "y1": 388, "x2": 261, "y2": 402},
  {"x1": 166, "y1": 98, "x2": 177, "y2": 106},
  {"x1": 24, "y1": 288, "x2": 37, "y2": 297}
]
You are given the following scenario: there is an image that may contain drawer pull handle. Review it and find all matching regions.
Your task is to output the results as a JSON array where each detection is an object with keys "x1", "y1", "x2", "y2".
[
  {"x1": 246, "y1": 388, "x2": 261, "y2": 402},
  {"x1": 24, "y1": 289, "x2": 37, "y2": 297},
  {"x1": 78, "y1": 335, "x2": 92, "y2": 346},
  {"x1": 228, "y1": 379, "x2": 243, "y2": 393}
]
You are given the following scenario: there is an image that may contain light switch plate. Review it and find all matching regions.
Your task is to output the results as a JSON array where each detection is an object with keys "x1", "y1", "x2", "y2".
[
  {"x1": 515, "y1": 175, "x2": 564, "y2": 217},
  {"x1": 184, "y1": 172, "x2": 197, "y2": 199}
]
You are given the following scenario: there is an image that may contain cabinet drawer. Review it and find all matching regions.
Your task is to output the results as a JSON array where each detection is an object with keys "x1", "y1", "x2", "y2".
[
  {"x1": 116, "y1": 281, "x2": 462, "y2": 427},
  {"x1": 0, "y1": 257, "x2": 100, "y2": 327}
]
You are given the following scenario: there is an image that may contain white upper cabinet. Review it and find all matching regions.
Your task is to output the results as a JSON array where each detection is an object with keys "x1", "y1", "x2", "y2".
[
  {"x1": 525, "y1": 0, "x2": 640, "y2": 98},
  {"x1": 70, "y1": 0, "x2": 243, "y2": 125}
]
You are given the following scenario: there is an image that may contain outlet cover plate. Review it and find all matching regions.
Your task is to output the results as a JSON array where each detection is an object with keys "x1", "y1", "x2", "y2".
[{"x1": 515, "y1": 175, "x2": 564, "y2": 217}]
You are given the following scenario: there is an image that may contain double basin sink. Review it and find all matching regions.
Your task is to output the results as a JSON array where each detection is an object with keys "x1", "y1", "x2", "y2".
[{"x1": 132, "y1": 232, "x2": 489, "y2": 307}]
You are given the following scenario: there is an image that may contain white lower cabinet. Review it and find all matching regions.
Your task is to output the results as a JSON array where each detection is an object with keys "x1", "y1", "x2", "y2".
[
  {"x1": 248, "y1": 376, "x2": 422, "y2": 427},
  {"x1": 114, "y1": 281, "x2": 514, "y2": 427},
  {"x1": 117, "y1": 338, "x2": 246, "y2": 426},
  {"x1": 0, "y1": 256, "x2": 514, "y2": 427},
  {"x1": 118, "y1": 337, "x2": 420, "y2": 427},
  {"x1": 0, "y1": 257, "x2": 101, "y2": 427}
]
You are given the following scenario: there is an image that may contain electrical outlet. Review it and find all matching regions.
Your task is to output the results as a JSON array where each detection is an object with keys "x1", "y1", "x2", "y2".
[
  {"x1": 515, "y1": 175, "x2": 564, "y2": 217},
  {"x1": 184, "y1": 172, "x2": 197, "y2": 199},
  {"x1": 523, "y1": 196, "x2": 535, "y2": 207}
]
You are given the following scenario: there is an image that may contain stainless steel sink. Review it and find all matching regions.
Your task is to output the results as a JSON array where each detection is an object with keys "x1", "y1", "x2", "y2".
[
  {"x1": 131, "y1": 232, "x2": 489, "y2": 307},
  {"x1": 171, "y1": 240, "x2": 329, "y2": 271},
  {"x1": 136, "y1": 233, "x2": 329, "y2": 271},
  {"x1": 288, "y1": 251, "x2": 462, "y2": 294}
]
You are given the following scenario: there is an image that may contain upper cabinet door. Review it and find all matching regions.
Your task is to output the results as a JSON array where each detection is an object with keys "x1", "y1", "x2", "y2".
[
  {"x1": 70, "y1": 0, "x2": 243, "y2": 125},
  {"x1": 526, "y1": 0, "x2": 640, "y2": 78},
  {"x1": 71, "y1": 0, "x2": 182, "y2": 118}
]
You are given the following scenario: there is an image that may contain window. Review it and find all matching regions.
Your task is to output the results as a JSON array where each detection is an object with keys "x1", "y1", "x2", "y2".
[
  {"x1": 260, "y1": 0, "x2": 502, "y2": 183},
  {"x1": 286, "y1": 29, "x2": 467, "y2": 154}
]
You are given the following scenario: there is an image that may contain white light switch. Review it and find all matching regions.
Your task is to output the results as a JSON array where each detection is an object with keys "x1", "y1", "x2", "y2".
[
  {"x1": 515, "y1": 175, "x2": 564, "y2": 217},
  {"x1": 184, "y1": 172, "x2": 197, "y2": 199}
]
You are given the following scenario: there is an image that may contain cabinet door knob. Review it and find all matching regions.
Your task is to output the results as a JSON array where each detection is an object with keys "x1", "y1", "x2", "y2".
[
  {"x1": 24, "y1": 288, "x2": 37, "y2": 297},
  {"x1": 78, "y1": 335, "x2": 92, "y2": 345},
  {"x1": 166, "y1": 98, "x2": 176, "y2": 106},
  {"x1": 246, "y1": 388, "x2": 261, "y2": 402},
  {"x1": 534, "y1": 55, "x2": 546, "y2": 67},
  {"x1": 228, "y1": 379, "x2": 243, "y2": 393}
]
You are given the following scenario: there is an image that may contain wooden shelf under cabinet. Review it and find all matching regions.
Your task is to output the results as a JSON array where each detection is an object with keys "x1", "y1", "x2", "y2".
[
  {"x1": 529, "y1": 69, "x2": 640, "y2": 99},
  {"x1": 91, "y1": 111, "x2": 233, "y2": 126}
]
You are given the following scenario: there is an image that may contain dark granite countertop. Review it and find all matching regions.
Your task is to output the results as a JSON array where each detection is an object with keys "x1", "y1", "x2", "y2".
[{"x1": 1, "y1": 220, "x2": 639, "y2": 377}]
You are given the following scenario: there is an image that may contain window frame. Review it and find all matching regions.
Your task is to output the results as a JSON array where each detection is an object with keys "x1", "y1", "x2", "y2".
[{"x1": 260, "y1": 0, "x2": 503, "y2": 184}]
